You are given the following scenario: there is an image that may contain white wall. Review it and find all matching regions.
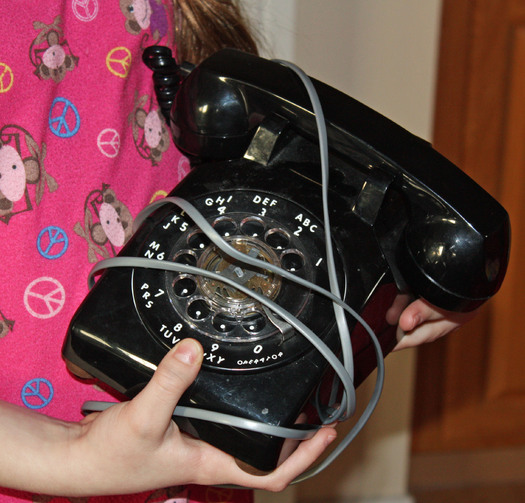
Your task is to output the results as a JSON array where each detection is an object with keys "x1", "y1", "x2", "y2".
[
  {"x1": 245, "y1": 0, "x2": 440, "y2": 139},
  {"x1": 243, "y1": 1, "x2": 442, "y2": 502}
]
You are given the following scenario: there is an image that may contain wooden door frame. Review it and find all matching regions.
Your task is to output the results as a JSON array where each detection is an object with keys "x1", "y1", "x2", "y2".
[{"x1": 412, "y1": 0, "x2": 525, "y2": 452}]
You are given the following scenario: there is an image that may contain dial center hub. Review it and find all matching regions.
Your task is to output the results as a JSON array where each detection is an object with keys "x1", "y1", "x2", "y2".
[{"x1": 197, "y1": 236, "x2": 282, "y2": 312}]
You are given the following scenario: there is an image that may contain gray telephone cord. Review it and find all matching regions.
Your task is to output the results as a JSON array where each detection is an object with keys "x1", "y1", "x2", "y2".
[{"x1": 81, "y1": 60, "x2": 386, "y2": 483}]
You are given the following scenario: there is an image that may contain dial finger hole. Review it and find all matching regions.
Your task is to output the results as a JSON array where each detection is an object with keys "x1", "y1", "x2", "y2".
[
  {"x1": 173, "y1": 275, "x2": 197, "y2": 298},
  {"x1": 187, "y1": 230, "x2": 210, "y2": 250},
  {"x1": 240, "y1": 217, "x2": 265, "y2": 238},
  {"x1": 213, "y1": 217, "x2": 237, "y2": 238},
  {"x1": 241, "y1": 312, "x2": 266, "y2": 333},
  {"x1": 281, "y1": 250, "x2": 305, "y2": 272},
  {"x1": 212, "y1": 312, "x2": 238, "y2": 333},
  {"x1": 265, "y1": 228, "x2": 290, "y2": 250},
  {"x1": 187, "y1": 298, "x2": 211, "y2": 321},
  {"x1": 173, "y1": 250, "x2": 197, "y2": 267}
]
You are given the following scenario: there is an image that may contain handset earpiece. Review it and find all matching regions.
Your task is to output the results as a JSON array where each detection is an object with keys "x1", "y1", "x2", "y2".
[
  {"x1": 170, "y1": 64, "x2": 254, "y2": 160},
  {"x1": 398, "y1": 209, "x2": 509, "y2": 312}
]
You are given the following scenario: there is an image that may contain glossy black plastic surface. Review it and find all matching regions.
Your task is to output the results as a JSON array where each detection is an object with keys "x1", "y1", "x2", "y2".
[
  {"x1": 64, "y1": 47, "x2": 510, "y2": 472},
  {"x1": 65, "y1": 142, "x2": 399, "y2": 470},
  {"x1": 168, "y1": 48, "x2": 510, "y2": 311}
]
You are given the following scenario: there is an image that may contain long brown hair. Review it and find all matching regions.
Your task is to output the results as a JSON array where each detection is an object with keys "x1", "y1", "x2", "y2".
[{"x1": 173, "y1": 0, "x2": 259, "y2": 64}]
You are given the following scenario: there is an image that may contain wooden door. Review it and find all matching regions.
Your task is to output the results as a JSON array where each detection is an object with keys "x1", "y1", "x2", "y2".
[{"x1": 412, "y1": 0, "x2": 525, "y2": 453}]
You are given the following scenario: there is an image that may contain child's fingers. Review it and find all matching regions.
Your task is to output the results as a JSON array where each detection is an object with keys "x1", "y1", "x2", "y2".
[
  {"x1": 207, "y1": 426, "x2": 337, "y2": 492},
  {"x1": 393, "y1": 299, "x2": 478, "y2": 351},
  {"x1": 275, "y1": 413, "x2": 309, "y2": 466},
  {"x1": 126, "y1": 339, "x2": 204, "y2": 435},
  {"x1": 254, "y1": 426, "x2": 337, "y2": 491},
  {"x1": 393, "y1": 318, "x2": 461, "y2": 350},
  {"x1": 397, "y1": 298, "x2": 439, "y2": 332}
]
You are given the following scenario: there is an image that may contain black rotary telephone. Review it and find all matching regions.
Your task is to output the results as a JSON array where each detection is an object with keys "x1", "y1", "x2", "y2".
[{"x1": 63, "y1": 46, "x2": 510, "y2": 475}]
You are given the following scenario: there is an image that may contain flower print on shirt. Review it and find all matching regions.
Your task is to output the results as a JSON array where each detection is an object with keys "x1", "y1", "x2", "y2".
[
  {"x1": 120, "y1": 0, "x2": 169, "y2": 42},
  {"x1": 30, "y1": 15, "x2": 79, "y2": 83},
  {"x1": 0, "y1": 125, "x2": 58, "y2": 225},
  {"x1": 128, "y1": 92, "x2": 171, "y2": 166},
  {"x1": 74, "y1": 184, "x2": 134, "y2": 263}
]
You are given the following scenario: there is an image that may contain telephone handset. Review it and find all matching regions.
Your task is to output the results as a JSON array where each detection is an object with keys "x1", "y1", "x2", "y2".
[
  {"x1": 63, "y1": 46, "x2": 510, "y2": 474},
  {"x1": 156, "y1": 46, "x2": 509, "y2": 311}
]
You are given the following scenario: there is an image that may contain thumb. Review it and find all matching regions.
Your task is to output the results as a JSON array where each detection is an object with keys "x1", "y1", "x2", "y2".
[{"x1": 128, "y1": 338, "x2": 203, "y2": 432}]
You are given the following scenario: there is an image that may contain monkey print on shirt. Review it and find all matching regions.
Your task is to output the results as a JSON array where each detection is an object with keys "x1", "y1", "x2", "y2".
[
  {"x1": 30, "y1": 15, "x2": 79, "y2": 82},
  {"x1": 0, "y1": 311, "x2": 15, "y2": 340},
  {"x1": 0, "y1": 125, "x2": 58, "y2": 224},
  {"x1": 0, "y1": 2, "x2": 253, "y2": 502},
  {"x1": 74, "y1": 185, "x2": 134, "y2": 263},
  {"x1": 129, "y1": 91, "x2": 171, "y2": 165},
  {"x1": 120, "y1": 0, "x2": 169, "y2": 41}
]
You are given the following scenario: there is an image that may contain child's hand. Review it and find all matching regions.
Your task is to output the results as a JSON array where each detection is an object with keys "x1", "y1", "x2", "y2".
[
  {"x1": 388, "y1": 296, "x2": 478, "y2": 351},
  {"x1": 0, "y1": 339, "x2": 335, "y2": 497},
  {"x1": 68, "y1": 339, "x2": 336, "y2": 495}
]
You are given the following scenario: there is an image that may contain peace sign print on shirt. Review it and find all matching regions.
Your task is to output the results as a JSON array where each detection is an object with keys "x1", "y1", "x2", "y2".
[
  {"x1": 37, "y1": 225, "x2": 69, "y2": 259},
  {"x1": 23, "y1": 277, "x2": 66, "y2": 319},
  {"x1": 21, "y1": 378, "x2": 54, "y2": 410},
  {"x1": 0, "y1": 61, "x2": 14, "y2": 93},
  {"x1": 71, "y1": 0, "x2": 99, "y2": 22},
  {"x1": 106, "y1": 46, "x2": 132, "y2": 78},
  {"x1": 97, "y1": 128, "x2": 121, "y2": 158},
  {"x1": 48, "y1": 97, "x2": 80, "y2": 138}
]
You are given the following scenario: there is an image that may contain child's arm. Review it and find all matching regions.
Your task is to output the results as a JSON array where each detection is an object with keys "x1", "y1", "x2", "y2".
[
  {"x1": 0, "y1": 339, "x2": 336, "y2": 497},
  {"x1": 391, "y1": 297, "x2": 478, "y2": 351}
]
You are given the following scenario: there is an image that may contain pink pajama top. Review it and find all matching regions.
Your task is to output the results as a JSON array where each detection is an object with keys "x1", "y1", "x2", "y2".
[{"x1": 0, "y1": 2, "x2": 251, "y2": 502}]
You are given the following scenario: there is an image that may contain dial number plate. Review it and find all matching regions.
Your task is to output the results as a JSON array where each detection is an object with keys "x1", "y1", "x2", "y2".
[{"x1": 132, "y1": 190, "x2": 337, "y2": 371}]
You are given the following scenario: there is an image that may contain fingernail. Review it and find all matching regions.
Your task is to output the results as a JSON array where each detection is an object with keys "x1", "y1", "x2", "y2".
[
  {"x1": 173, "y1": 339, "x2": 202, "y2": 365},
  {"x1": 412, "y1": 314, "x2": 422, "y2": 330},
  {"x1": 325, "y1": 433, "x2": 337, "y2": 447}
]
